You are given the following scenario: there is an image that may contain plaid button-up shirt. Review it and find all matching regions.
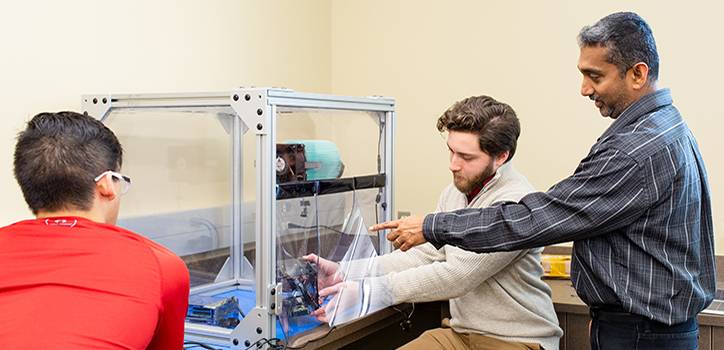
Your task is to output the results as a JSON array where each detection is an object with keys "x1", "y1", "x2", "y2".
[{"x1": 423, "y1": 89, "x2": 716, "y2": 325}]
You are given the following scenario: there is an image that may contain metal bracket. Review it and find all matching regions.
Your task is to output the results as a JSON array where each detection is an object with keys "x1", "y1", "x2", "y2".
[
  {"x1": 229, "y1": 306, "x2": 271, "y2": 349},
  {"x1": 271, "y1": 283, "x2": 282, "y2": 316},
  {"x1": 228, "y1": 283, "x2": 281, "y2": 349},
  {"x1": 81, "y1": 94, "x2": 112, "y2": 121},
  {"x1": 230, "y1": 88, "x2": 270, "y2": 135}
]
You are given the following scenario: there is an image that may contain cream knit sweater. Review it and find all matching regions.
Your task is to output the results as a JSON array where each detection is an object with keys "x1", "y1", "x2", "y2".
[{"x1": 362, "y1": 164, "x2": 563, "y2": 350}]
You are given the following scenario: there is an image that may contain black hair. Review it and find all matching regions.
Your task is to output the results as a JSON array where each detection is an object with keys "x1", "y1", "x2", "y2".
[
  {"x1": 14, "y1": 111, "x2": 123, "y2": 214},
  {"x1": 578, "y1": 12, "x2": 659, "y2": 80}
]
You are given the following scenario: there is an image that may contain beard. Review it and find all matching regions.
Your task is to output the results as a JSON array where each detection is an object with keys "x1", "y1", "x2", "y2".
[
  {"x1": 453, "y1": 162, "x2": 496, "y2": 194},
  {"x1": 590, "y1": 91, "x2": 631, "y2": 119}
]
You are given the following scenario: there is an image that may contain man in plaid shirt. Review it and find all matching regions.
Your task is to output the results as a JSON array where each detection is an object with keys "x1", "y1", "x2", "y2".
[{"x1": 374, "y1": 12, "x2": 715, "y2": 350}]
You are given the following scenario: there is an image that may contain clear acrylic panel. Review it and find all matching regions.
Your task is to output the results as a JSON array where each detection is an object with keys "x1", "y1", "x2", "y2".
[
  {"x1": 276, "y1": 108, "x2": 384, "y2": 180},
  {"x1": 275, "y1": 188, "x2": 383, "y2": 342},
  {"x1": 314, "y1": 189, "x2": 381, "y2": 261},
  {"x1": 272, "y1": 106, "x2": 386, "y2": 341},
  {"x1": 103, "y1": 107, "x2": 236, "y2": 287}
]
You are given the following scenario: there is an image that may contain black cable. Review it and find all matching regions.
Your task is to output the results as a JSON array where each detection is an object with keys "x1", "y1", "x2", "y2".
[
  {"x1": 377, "y1": 118, "x2": 384, "y2": 173},
  {"x1": 243, "y1": 337, "x2": 286, "y2": 350},
  {"x1": 393, "y1": 302, "x2": 415, "y2": 319},
  {"x1": 375, "y1": 191, "x2": 381, "y2": 225},
  {"x1": 392, "y1": 303, "x2": 415, "y2": 332},
  {"x1": 184, "y1": 341, "x2": 222, "y2": 350},
  {"x1": 184, "y1": 336, "x2": 286, "y2": 350}
]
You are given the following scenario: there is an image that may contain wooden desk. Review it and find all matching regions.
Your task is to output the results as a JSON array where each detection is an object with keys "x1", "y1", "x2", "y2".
[{"x1": 289, "y1": 302, "x2": 443, "y2": 350}]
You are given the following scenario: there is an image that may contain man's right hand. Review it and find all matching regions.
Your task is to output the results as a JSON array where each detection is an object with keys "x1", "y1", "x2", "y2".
[
  {"x1": 311, "y1": 280, "x2": 361, "y2": 324},
  {"x1": 303, "y1": 254, "x2": 343, "y2": 292},
  {"x1": 370, "y1": 215, "x2": 427, "y2": 251}
]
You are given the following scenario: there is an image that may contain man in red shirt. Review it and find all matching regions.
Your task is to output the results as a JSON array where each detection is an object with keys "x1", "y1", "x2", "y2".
[{"x1": 0, "y1": 111, "x2": 190, "y2": 349}]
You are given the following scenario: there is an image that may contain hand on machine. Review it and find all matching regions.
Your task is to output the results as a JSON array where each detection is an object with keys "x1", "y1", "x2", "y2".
[
  {"x1": 302, "y1": 254, "x2": 363, "y2": 324},
  {"x1": 277, "y1": 258, "x2": 320, "y2": 319}
]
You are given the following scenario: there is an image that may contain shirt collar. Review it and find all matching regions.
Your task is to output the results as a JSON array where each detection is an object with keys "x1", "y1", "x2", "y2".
[
  {"x1": 466, "y1": 163, "x2": 510, "y2": 203},
  {"x1": 598, "y1": 88, "x2": 673, "y2": 142}
]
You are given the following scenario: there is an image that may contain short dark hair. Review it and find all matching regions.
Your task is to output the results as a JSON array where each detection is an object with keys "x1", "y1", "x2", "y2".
[
  {"x1": 578, "y1": 12, "x2": 659, "y2": 81},
  {"x1": 14, "y1": 111, "x2": 123, "y2": 214},
  {"x1": 436, "y1": 95, "x2": 520, "y2": 162}
]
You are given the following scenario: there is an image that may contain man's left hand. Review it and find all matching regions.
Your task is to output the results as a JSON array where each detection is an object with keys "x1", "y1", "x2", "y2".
[
  {"x1": 312, "y1": 280, "x2": 361, "y2": 323},
  {"x1": 370, "y1": 215, "x2": 427, "y2": 251}
]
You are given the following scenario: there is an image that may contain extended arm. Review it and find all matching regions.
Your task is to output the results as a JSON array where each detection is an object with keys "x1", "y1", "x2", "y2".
[{"x1": 425, "y1": 148, "x2": 649, "y2": 252}]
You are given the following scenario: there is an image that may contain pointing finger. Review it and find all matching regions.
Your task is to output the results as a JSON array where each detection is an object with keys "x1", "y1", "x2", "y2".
[{"x1": 369, "y1": 220, "x2": 400, "y2": 232}]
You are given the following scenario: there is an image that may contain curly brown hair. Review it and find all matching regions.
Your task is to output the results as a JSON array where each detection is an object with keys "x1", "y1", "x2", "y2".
[{"x1": 436, "y1": 95, "x2": 520, "y2": 162}]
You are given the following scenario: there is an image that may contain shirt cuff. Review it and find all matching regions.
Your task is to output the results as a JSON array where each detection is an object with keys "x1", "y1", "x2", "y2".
[{"x1": 423, "y1": 213, "x2": 445, "y2": 249}]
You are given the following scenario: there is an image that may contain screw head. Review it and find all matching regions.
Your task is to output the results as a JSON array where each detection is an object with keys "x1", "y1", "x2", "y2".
[
  {"x1": 233, "y1": 94, "x2": 239, "y2": 101},
  {"x1": 232, "y1": 338, "x2": 239, "y2": 345},
  {"x1": 244, "y1": 340, "x2": 251, "y2": 347},
  {"x1": 256, "y1": 327, "x2": 263, "y2": 334},
  {"x1": 245, "y1": 94, "x2": 251, "y2": 101},
  {"x1": 102, "y1": 97, "x2": 108, "y2": 104},
  {"x1": 92, "y1": 98, "x2": 98, "y2": 104},
  {"x1": 256, "y1": 123, "x2": 263, "y2": 130},
  {"x1": 270, "y1": 302, "x2": 276, "y2": 310},
  {"x1": 257, "y1": 108, "x2": 263, "y2": 116}
]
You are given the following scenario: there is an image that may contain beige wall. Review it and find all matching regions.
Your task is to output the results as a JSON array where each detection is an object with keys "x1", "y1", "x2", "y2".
[
  {"x1": 330, "y1": 1, "x2": 724, "y2": 252},
  {"x1": 2, "y1": 1, "x2": 722, "y2": 254},
  {"x1": 0, "y1": 0, "x2": 331, "y2": 222}
]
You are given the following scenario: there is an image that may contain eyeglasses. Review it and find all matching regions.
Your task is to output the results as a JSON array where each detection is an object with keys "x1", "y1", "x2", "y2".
[{"x1": 94, "y1": 170, "x2": 132, "y2": 195}]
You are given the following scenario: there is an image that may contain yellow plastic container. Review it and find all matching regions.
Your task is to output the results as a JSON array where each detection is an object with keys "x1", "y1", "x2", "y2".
[{"x1": 541, "y1": 254, "x2": 571, "y2": 279}]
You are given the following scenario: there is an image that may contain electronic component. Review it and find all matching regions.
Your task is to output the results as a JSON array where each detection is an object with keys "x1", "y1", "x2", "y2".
[
  {"x1": 276, "y1": 141, "x2": 345, "y2": 184},
  {"x1": 186, "y1": 295, "x2": 242, "y2": 329},
  {"x1": 276, "y1": 144, "x2": 307, "y2": 183},
  {"x1": 277, "y1": 259, "x2": 320, "y2": 318}
]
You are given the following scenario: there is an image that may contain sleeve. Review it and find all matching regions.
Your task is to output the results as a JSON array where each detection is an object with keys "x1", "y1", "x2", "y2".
[
  {"x1": 146, "y1": 247, "x2": 190, "y2": 350},
  {"x1": 367, "y1": 248, "x2": 529, "y2": 305},
  {"x1": 341, "y1": 243, "x2": 445, "y2": 279},
  {"x1": 423, "y1": 147, "x2": 650, "y2": 252},
  {"x1": 363, "y1": 185, "x2": 450, "y2": 275},
  {"x1": 374, "y1": 243, "x2": 446, "y2": 274}
]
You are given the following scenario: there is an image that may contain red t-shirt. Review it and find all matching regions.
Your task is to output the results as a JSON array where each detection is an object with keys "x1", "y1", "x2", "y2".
[{"x1": 0, "y1": 217, "x2": 190, "y2": 349}]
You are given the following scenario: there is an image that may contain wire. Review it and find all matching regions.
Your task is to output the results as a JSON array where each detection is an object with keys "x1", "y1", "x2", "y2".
[
  {"x1": 183, "y1": 341, "x2": 222, "y2": 350},
  {"x1": 284, "y1": 326, "x2": 336, "y2": 349},
  {"x1": 392, "y1": 303, "x2": 415, "y2": 331},
  {"x1": 184, "y1": 337, "x2": 287, "y2": 350},
  {"x1": 375, "y1": 191, "x2": 381, "y2": 225},
  {"x1": 392, "y1": 302, "x2": 415, "y2": 319},
  {"x1": 243, "y1": 337, "x2": 286, "y2": 350},
  {"x1": 377, "y1": 116, "x2": 384, "y2": 173}
]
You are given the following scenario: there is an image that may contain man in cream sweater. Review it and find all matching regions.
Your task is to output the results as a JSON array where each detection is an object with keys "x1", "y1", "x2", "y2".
[{"x1": 312, "y1": 95, "x2": 562, "y2": 350}]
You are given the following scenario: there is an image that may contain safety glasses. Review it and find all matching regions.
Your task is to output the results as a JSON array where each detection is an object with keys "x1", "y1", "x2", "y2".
[{"x1": 94, "y1": 170, "x2": 132, "y2": 195}]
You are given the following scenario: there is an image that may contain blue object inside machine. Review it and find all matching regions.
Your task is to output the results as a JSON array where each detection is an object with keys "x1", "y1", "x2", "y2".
[
  {"x1": 285, "y1": 140, "x2": 344, "y2": 180},
  {"x1": 187, "y1": 289, "x2": 322, "y2": 340},
  {"x1": 187, "y1": 295, "x2": 242, "y2": 329}
]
